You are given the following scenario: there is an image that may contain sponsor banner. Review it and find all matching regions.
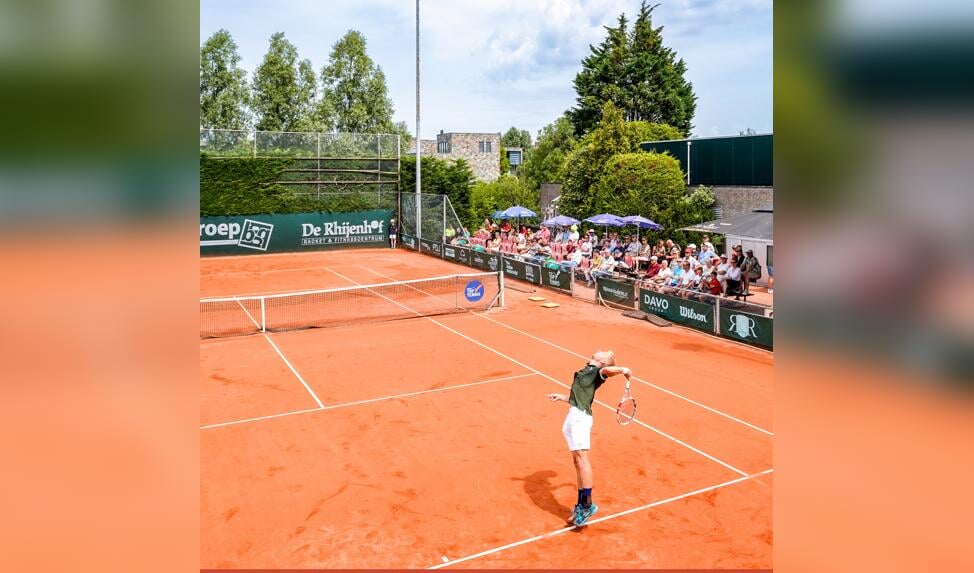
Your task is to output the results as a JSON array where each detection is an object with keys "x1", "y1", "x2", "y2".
[
  {"x1": 456, "y1": 245, "x2": 471, "y2": 267},
  {"x1": 484, "y1": 252, "x2": 501, "y2": 273},
  {"x1": 597, "y1": 278, "x2": 636, "y2": 307},
  {"x1": 540, "y1": 267, "x2": 572, "y2": 292},
  {"x1": 200, "y1": 210, "x2": 393, "y2": 255},
  {"x1": 420, "y1": 238, "x2": 442, "y2": 257},
  {"x1": 501, "y1": 256, "x2": 541, "y2": 285},
  {"x1": 400, "y1": 234, "x2": 418, "y2": 250},
  {"x1": 638, "y1": 288, "x2": 715, "y2": 332},
  {"x1": 443, "y1": 245, "x2": 458, "y2": 262},
  {"x1": 719, "y1": 309, "x2": 774, "y2": 348},
  {"x1": 470, "y1": 249, "x2": 489, "y2": 270}
]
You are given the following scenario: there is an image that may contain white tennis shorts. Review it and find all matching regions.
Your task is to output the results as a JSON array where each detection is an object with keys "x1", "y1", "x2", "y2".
[{"x1": 562, "y1": 406, "x2": 593, "y2": 451}]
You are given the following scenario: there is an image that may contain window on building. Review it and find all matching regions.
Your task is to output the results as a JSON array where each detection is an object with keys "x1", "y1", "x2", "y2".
[
  {"x1": 437, "y1": 141, "x2": 449, "y2": 154},
  {"x1": 479, "y1": 140, "x2": 492, "y2": 153}
]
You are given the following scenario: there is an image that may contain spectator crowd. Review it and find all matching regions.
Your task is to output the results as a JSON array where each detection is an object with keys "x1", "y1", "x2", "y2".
[{"x1": 438, "y1": 218, "x2": 768, "y2": 301}]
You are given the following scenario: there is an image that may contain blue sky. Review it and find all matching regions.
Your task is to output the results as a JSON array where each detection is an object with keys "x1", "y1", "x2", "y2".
[{"x1": 201, "y1": 0, "x2": 771, "y2": 139}]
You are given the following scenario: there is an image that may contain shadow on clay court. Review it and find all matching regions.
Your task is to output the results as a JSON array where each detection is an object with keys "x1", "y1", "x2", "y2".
[{"x1": 511, "y1": 470, "x2": 577, "y2": 521}]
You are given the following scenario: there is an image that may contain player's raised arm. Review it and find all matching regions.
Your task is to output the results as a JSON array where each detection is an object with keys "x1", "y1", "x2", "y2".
[{"x1": 599, "y1": 366, "x2": 632, "y2": 383}]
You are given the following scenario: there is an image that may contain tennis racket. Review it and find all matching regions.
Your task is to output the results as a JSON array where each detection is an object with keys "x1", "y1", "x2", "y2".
[{"x1": 616, "y1": 382, "x2": 636, "y2": 425}]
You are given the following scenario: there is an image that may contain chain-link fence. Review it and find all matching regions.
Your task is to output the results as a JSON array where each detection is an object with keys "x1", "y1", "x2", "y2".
[
  {"x1": 399, "y1": 193, "x2": 467, "y2": 241},
  {"x1": 200, "y1": 129, "x2": 400, "y2": 159}
]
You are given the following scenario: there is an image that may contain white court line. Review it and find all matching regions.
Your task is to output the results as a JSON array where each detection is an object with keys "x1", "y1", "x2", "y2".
[
  {"x1": 234, "y1": 297, "x2": 261, "y2": 329},
  {"x1": 201, "y1": 406, "x2": 323, "y2": 430},
  {"x1": 428, "y1": 468, "x2": 774, "y2": 570},
  {"x1": 357, "y1": 265, "x2": 773, "y2": 437},
  {"x1": 262, "y1": 335, "x2": 325, "y2": 409},
  {"x1": 326, "y1": 268, "x2": 748, "y2": 478},
  {"x1": 230, "y1": 297, "x2": 325, "y2": 410},
  {"x1": 318, "y1": 372, "x2": 537, "y2": 411},
  {"x1": 201, "y1": 372, "x2": 536, "y2": 430}
]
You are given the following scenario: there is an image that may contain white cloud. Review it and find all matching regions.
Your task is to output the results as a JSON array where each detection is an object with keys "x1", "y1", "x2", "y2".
[{"x1": 202, "y1": 0, "x2": 772, "y2": 139}]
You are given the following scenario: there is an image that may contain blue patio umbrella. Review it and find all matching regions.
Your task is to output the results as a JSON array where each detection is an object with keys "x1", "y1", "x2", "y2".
[
  {"x1": 583, "y1": 213, "x2": 624, "y2": 240},
  {"x1": 620, "y1": 215, "x2": 663, "y2": 245},
  {"x1": 542, "y1": 214, "x2": 580, "y2": 227},
  {"x1": 583, "y1": 213, "x2": 624, "y2": 226},
  {"x1": 500, "y1": 205, "x2": 537, "y2": 218},
  {"x1": 498, "y1": 205, "x2": 537, "y2": 229}
]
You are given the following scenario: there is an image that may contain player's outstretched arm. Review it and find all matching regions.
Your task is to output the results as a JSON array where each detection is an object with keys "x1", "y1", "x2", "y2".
[
  {"x1": 599, "y1": 366, "x2": 632, "y2": 384},
  {"x1": 546, "y1": 393, "x2": 569, "y2": 402}
]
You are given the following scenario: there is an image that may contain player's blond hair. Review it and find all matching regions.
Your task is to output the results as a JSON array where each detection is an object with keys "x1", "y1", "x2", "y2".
[{"x1": 595, "y1": 350, "x2": 616, "y2": 367}]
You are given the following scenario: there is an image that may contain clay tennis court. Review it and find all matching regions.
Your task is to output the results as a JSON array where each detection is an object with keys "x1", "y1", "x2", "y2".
[{"x1": 200, "y1": 248, "x2": 773, "y2": 569}]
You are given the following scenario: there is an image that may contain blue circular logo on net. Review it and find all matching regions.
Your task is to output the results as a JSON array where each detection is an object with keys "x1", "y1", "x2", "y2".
[{"x1": 464, "y1": 280, "x2": 485, "y2": 302}]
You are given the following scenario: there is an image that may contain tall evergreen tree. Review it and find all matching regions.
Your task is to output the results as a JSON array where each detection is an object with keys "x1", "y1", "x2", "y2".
[
  {"x1": 320, "y1": 30, "x2": 397, "y2": 133},
  {"x1": 251, "y1": 32, "x2": 317, "y2": 131},
  {"x1": 568, "y1": 1, "x2": 696, "y2": 136},
  {"x1": 199, "y1": 29, "x2": 250, "y2": 129}
]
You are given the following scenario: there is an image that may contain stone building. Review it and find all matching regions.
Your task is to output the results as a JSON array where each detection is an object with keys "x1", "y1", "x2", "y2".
[{"x1": 408, "y1": 131, "x2": 501, "y2": 182}]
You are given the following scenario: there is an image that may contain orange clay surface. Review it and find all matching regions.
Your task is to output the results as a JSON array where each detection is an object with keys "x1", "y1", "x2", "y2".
[{"x1": 200, "y1": 248, "x2": 773, "y2": 569}]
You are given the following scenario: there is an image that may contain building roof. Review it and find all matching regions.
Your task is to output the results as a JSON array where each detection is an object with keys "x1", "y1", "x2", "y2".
[{"x1": 679, "y1": 208, "x2": 773, "y2": 241}]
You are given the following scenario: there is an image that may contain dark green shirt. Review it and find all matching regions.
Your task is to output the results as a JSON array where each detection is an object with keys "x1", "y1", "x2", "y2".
[{"x1": 568, "y1": 364, "x2": 606, "y2": 415}]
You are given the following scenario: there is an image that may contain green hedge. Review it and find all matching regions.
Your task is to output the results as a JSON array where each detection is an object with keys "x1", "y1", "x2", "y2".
[
  {"x1": 200, "y1": 154, "x2": 399, "y2": 216},
  {"x1": 200, "y1": 155, "x2": 291, "y2": 216}
]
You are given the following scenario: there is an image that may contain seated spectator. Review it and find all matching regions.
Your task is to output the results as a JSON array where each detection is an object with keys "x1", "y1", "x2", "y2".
[
  {"x1": 701, "y1": 256, "x2": 718, "y2": 278},
  {"x1": 578, "y1": 237, "x2": 594, "y2": 259},
  {"x1": 611, "y1": 241, "x2": 626, "y2": 259},
  {"x1": 725, "y1": 258, "x2": 744, "y2": 299},
  {"x1": 677, "y1": 262, "x2": 698, "y2": 298},
  {"x1": 716, "y1": 253, "x2": 729, "y2": 291},
  {"x1": 569, "y1": 225, "x2": 580, "y2": 242},
  {"x1": 643, "y1": 255, "x2": 663, "y2": 279},
  {"x1": 705, "y1": 271, "x2": 722, "y2": 297},
  {"x1": 649, "y1": 260, "x2": 673, "y2": 291},
  {"x1": 662, "y1": 260, "x2": 686, "y2": 294},
  {"x1": 666, "y1": 246, "x2": 680, "y2": 266},
  {"x1": 487, "y1": 232, "x2": 501, "y2": 251},
  {"x1": 561, "y1": 248, "x2": 584, "y2": 270},
  {"x1": 701, "y1": 234, "x2": 715, "y2": 253},
  {"x1": 626, "y1": 236, "x2": 641, "y2": 257},
  {"x1": 653, "y1": 239, "x2": 666, "y2": 259},
  {"x1": 698, "y1": 244, "x2": 717, "y2": 265},
  {"x1": 638, "y1": 237, "x2": 651, "y2": 256},
  {"x1": 588, "y1": 250, "x2": 618, "y2": 286}
]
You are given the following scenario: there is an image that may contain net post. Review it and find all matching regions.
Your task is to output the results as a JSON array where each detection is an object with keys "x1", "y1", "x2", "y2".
[
  {"x1": 260, "y1": 297, "x2": 266, "y2": 332},
  {"x1": 498, "y1": 271, "x2": 505, "y2": 307}
]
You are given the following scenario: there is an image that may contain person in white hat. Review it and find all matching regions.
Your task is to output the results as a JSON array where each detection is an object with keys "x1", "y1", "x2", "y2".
[{"x1": 569, "y1": 224, "x2": 580, "y2": 242}]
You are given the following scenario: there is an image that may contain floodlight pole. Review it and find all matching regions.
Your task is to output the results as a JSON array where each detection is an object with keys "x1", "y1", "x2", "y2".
[{"x1": 415, "y1": 0, "x2": 422, "y2": 240}]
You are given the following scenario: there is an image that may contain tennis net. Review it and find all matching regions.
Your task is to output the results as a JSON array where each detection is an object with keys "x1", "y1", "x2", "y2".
[{"x1": 200, "y1": 271, "x2": 504, "y2": 338}]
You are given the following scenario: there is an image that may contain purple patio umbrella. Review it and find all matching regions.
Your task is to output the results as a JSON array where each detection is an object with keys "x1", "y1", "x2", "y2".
[
  {"x1": 583, "y1": 213, "x2": 625, "y2": 240},
  {"x1": 542, "y1": 214, "x2": 580, "y2": 227},
  {"x1": 620, "y1": 215, "x2": 664, "y2": 244}
]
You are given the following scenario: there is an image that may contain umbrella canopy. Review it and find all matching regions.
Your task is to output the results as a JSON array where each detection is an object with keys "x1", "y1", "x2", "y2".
[
  {"x1": 542, "y1": 214, "x2": 580, "y2": 226},
  {"x1": 583, "y1": 213, "x2": 625, "y2": 226},
  {"x1": 500, "y1": 205, "x2": 537, "y2": 218},
  {"x1": 490, "y1": 210, "x2": 507, "y2": 220},
  {"x1": 679, "y1": 208, "x2": 773, "y2": 241},
  {"x1": 620, "y1": 215, "x2": 663, "y2": 231}
]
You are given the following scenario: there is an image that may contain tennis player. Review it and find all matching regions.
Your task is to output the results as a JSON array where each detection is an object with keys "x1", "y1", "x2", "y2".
[{"x1": 546, "y1": 350, "x2": 632, "y2": 526}]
